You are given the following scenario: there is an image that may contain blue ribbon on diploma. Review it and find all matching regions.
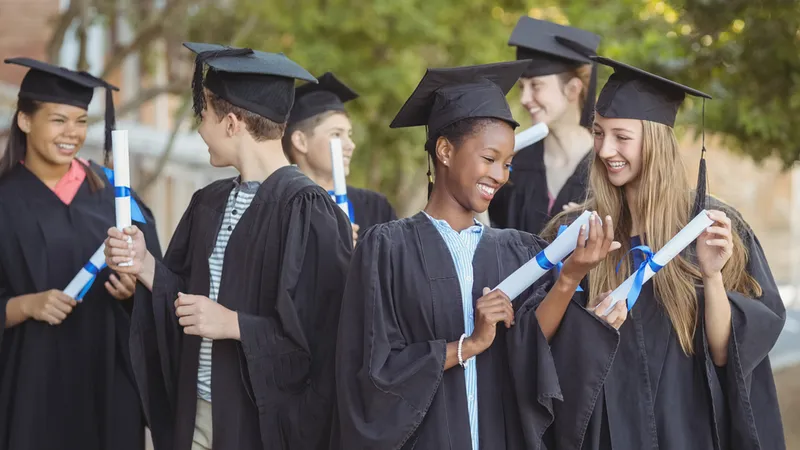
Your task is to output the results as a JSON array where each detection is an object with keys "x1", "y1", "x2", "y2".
[
  {"x1": 616, "y1": 245, "x2": 663, "y2": 310},
  {"x1": 553, "y1": 225, "x2": 583, "y2": 292},
  {"x1": 76, "y1": 260, "x2": 107, "y2": 301},
  {"x1": 328, "y1": 190, "x2": 355, "y2": 223},
  {"x1": 102, "y1": 168, "x2": 146, "y2": 223}
]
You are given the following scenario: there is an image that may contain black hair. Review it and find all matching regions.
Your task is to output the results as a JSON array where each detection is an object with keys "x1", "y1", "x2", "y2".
[
  {"x1": 423, "y1": 117, "x2": 506, "y2": 197},
  {"x1": 0, "y1": 98, "x2": 104, "y2": 191}
]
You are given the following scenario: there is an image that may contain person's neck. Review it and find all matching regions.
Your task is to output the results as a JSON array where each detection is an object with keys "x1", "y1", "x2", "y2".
[
  {"x1": 24, "y1": 151, "x2": 71, "y2": 188},
  {"x1": 297, "y1": 160, "x2": 334, "y2": 191},
  {"x1": 625, "y1": 182, "x2": 644, "y2": 237},
  {"x1": 544, "y1": 116, "x2": 592, "y2": 166},
  {"x1": 234, "y1": 139, "x2": 290, "y2": 183},
  {"x1": 424, "y1": 184, "x2": 476, "y2": 232}
]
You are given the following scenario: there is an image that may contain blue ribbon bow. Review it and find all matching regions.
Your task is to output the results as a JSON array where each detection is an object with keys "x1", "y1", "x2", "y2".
[
  {"x1": 102, "y1": 167, "x2": 146, "y2": 223},
  {"x1": 615, "y1": 245, "x2": 663, "y2": 310},
  {"x1": 328, "y1": 190, "x2": 355, "y2": 223},
  {"x1": 553, "y1": 224, "x2": 583, "y2": 292},
  {"x1": 76, "y1": 260, "x2": 107, "y2": 301}
]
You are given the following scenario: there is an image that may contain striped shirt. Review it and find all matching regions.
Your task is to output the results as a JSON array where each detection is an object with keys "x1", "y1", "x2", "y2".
[
  {"x1": 197, "y1": 179, "x2": 260, "y2": 402},
  {"x1": 424, "y1": 213, "x2": 483, "y2": 450}
]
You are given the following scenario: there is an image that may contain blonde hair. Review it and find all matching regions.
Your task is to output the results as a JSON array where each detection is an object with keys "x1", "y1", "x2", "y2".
[{"x1": 544, "y1": 120, "x2": 761, "y2": 354}]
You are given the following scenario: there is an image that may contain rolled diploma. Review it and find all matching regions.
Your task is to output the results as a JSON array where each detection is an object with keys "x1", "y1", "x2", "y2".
[
  {"x1": 602, "y1": 210, "x2": 715, "y2": 315},
  {"x1": 514, "y1": 122, "x2": 549, "y2": 153},
  {"x1": 63, "y1": 244, "x2": 106, "y2": 301},
  {"x1": 112, "y1": 130, "x2": 133, "y2": 266},
  {"x1": 494, "y1": 210, "x2": 594, "y2": 301},
  {"x1": 329, "y1": 138, "x2": 351, "y2": 220}
]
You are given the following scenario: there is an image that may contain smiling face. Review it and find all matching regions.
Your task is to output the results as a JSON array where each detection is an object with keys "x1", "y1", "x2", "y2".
[
  {"x1": 591, "y1": 114, "x2": 644, "y2": 188},
  {"x1": 17, "y1": 102, "x2": 88, "y2": 167},
  {"x1": 302, "y1": 112, "x2": 355, "y2": 176},
  {"x1": 436, "y1": 118, "x2": 516, "y2": 214},
  {"x1": 518, "y1": 70, "x2": 586, "y2": 127}
]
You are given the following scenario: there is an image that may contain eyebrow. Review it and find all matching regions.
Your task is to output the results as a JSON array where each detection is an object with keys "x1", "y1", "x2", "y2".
[
  {"x1": 611, "y1": 127, "x2": 635, "y2": 133},
  {"x1": 48, "y1": 113, "x2": 88, "y2": 119}
]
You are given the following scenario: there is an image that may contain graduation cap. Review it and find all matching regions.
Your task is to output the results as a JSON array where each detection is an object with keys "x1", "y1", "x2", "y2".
[
  {"x1": 390, "y1": 61, "x2": 528, "y2": 196},
  {"x1": 183, "y1": 42, "x2": 317, "y2": 123},
  {"x1": 592, "y1": 56, "x2": 712, "y2": 215},
  {"x1": 508, "y1": 16, "x2": 601, "y2": 128},
  {"x1": 4, "y1": 57, "x2": 119, "y2": 158},
  {"x1": 288, "y1": 72, "x2": 359, "y2": 125}
]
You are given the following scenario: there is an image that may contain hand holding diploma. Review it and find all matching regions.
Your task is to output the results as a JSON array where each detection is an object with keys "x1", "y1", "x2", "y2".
[{"x1": 104, "y1": 226, "x2": 148, "y2": 275}]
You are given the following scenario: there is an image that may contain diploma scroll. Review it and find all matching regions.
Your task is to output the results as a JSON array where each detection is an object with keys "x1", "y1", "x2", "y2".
[
  {"x1": 602, "y1": 210, "x2": 715, "y2": 315},
  {"x1": 329, "y1": 138, "x2": 352, "y2": 221},
  {"x1": 514, "y1": 123, "x2": 549, "y2": 153},
  {"x1": 63, "y1": 244, "x2": 107, "y2": 301},
  {"x1": 494, "y1": 210, "x2": 594, "y2": 301},
  {"x1": 112, "y1": 129, "x2": 133, "y2": 266}
]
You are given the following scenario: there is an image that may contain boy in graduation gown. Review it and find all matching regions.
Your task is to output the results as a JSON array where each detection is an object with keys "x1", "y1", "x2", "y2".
[
  {"x1": 104, "y1": 44, "x2": 353, "y2": 450},
  {"x1": 282, "y1": 72, "x2": 397, "y2": 243}
]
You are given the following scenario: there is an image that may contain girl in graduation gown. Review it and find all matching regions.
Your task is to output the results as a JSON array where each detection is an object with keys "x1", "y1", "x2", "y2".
[
  {"x1": 543, "y1": 57, "x2": 786, "y2": 450},
  {"x1": 333, "y1": 61, "x2": 625, "y2": 450},
  {"x1": 283, "y1": 72, "x2": 397, "y2": 244},
  {"x1": 0, "y1": 58, "x2": 161, "y2": 450},
  {"x1": 489, "y1": 17, "x2": 600, "y2": 234}
]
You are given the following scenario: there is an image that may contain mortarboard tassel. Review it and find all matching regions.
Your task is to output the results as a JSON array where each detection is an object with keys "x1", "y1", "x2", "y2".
[
  {"x1": 104, "y1": 87, "x2": 115, "y2": 167},
  {"x1": 691, "y1": 99, "x2": 708, "y2": 217},
  {"x1": 426, "y1": 154, "x2": 434, "y2": 200},
  {"x1": 192, "y1": 47, "x2": 254, "y2": 118}
]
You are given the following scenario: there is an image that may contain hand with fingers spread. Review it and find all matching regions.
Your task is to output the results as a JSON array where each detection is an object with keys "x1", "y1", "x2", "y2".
[
  {"x1": 19, "y1": 290, "x2": 78, "y2": 325},
  {"x1": 174, "y1": 293, "x2": 240, "y2": 340},
  {"x1": 559, "y1": 212, "x2": 622, "y2": 286},
  {"x1": 104, "y1": 226, "x2": 149, "y2": 275},
  {"x1": 589, "y1": 291, "x2": 628, "y2": 329},
  {"x1": 105, "y1": 273, "x2": 137, "y2": 300},
  {"x1": 467, "y1": 287, "x2": 515, "y2": 353},
  {"x1": 696, "y1": 210, "x2": 734, "y2": 278}
]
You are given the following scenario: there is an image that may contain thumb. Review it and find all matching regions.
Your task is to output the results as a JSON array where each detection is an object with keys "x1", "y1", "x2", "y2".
[
  {"x1": 482, "y1": 287, "x2": 491, "y2": 296},
  {"x1": 609, "y1": 241, "x2": 622, "y2": 251}
]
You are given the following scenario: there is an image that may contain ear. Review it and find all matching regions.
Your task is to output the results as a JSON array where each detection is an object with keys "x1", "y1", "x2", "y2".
[
  {"x1": 564, "y1": 76, "x2": 584, "y2": 103},
  {"x1": 224, "y1": 112, "x2": 241, "y2": 138},
  {"x1": 435, "y1": 136, "x2": 454, "y2": 167},
  {"x1": 290, "y1": 129, "x2": 309, "y2": 155},
  {"x1": 16, "y1": 110, "x2": 32, "y2": 134}
]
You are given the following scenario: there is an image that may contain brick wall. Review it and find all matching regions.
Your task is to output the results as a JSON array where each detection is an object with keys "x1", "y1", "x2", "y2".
[{"x1": 0, "y1": 0, "x2": 60, "y2": 83}]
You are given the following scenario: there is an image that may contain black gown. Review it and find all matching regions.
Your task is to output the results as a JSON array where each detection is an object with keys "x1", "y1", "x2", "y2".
[
  {"x1": 546, "y1": 199, "x2": 786, "y2": 450},
  {"x1": 347, "y1": 185, "x2": 397, "y2": 237},
  {"x1": 489, "y1": 141, "x2": 591, "y2": 234},
  {"x1": 130, "y1": 166, "x2": 352, "y2": 450},
  {"x1": 0, "y1": 162, "x2": 162, "y2": 450},
  {"x1": 333, "y1": 212, "x2": 610, "y2": 449}
]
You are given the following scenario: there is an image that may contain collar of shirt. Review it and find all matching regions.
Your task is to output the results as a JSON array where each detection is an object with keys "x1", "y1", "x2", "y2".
[
  {"x1": 232, "y1": 176, "x2": 261, "y2": 194},
  {"x1": 423, "y1": 211, "x2": 484, "y2": 234}
]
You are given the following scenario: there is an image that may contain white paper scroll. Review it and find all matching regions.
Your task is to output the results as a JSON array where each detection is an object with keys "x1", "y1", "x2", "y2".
[
  {"x1": 514, "y1": 123, "x2": 549, "y2": 153},
  {"x1": 494, "y1": 210, "x2": 594, "y2": 301},
  {"x1": 112, "y1": 129, "x2": 133, "y2": 266},
  {"x1": 63, "y1": 244, "x2": 107, "y2": 301},
  {"x1": 602, "y1": 210, "x2": 715, "y2": 315},
  {"x1": 329, "y1": 138, "x2": 351, "y2": 220}
]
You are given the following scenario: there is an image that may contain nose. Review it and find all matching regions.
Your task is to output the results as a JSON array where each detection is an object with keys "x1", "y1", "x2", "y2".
[
  {"x1": 519, "y1": 83, "x2": 534, "y2": 109},
  {"x1": 342, "y1": 135, "x2": 355, "y2": 156},
  {"x1": 595, "y1": 135, "x2": 617, "y2": 159},
  {"x1": 489, "y1": 162, "x2": 508, "y2": 185}
]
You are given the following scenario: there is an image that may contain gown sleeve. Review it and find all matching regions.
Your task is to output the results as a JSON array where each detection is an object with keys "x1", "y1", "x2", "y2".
[
  {"x1": 236, "y1": 190, "x2": 352, "y2": 448},
  {"x1": 334, "y1": 225, "x2": 448, "y2": 450},
  {"x1": 712, "y1": 219, "x2": 786, "y2": 449}
]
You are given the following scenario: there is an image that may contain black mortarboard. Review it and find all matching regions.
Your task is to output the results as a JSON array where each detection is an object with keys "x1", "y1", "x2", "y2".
[
  {"x1": 592, "y1": 56, "x2": 712, "y2": 215},
  {"x1": 391, "y1": 61, "x2": 527, "y2": 198},
  {"x1": 183, "y1": 42, "x2": 317, "y2": 123},
  {"x1": 4, "y1": 57, "x2": 119, "y2": 157},
  {"x1": 288, "y1": 72, "x2": 358, "y2": 125},
  {"x1": 508, "y1": 17, "x2": 601, "y2": 127},
  {"x1": 390, "y1": 61, "x2": 527, "y2": 138}
]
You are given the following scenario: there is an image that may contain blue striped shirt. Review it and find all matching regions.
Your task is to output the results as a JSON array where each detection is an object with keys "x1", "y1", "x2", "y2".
[{"x1": 424, "y1": 213, "x2": 483, "y2": 450}]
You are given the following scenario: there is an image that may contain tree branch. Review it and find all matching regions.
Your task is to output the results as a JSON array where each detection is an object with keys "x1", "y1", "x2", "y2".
[
  {"x1": 135, "y1": 94, "x2": 192, "y2": 193},
  {"x1": 46, "y1": 2, "x2": 80, "y2": 63},
  {"x1": 100, "y1": 0, "x2": 199, "y2": 79},
  {"x1": 87, "y1": 80, "x2": 187, "y2": 124},
  {"x1": 76, "y1": 0, "x2": 91, "y2": 71}
]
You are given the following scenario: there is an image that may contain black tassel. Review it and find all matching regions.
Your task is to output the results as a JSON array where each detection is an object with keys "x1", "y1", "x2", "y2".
[
  {"x1": 580, "y1": 62, "x2": 598, "y2": 129},
  {"x1": 691, "y1": 99, "x2": 708, "y2": 217},
  {"x1": 426, "y1": 154, "x2": 433, "y2": 200},
  {"x1": 104, "y1": 88, "x2": 115, "y2": 167},
  {"x1": 192, "y1": 47, "x2": 254, "y2": 118}
]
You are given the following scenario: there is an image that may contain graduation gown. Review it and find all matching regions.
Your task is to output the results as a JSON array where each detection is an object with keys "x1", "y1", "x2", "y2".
[
  {"x1": 347, "y1": 185, "x2": 397, "y2": 237},
  {"x1": 333, "y1": 213, "x2": 565, "y2": 450},
  {"x1": 0, "y1": 162, "x2": 162, "y2": 450},
  {"x1": 548, "y1": 200, "x2": 786, "y2": 450},
  {"x1": 489, "y1": 141, "x2": 591, "y2": 234},
  {"x1": 130, "y1": 166, "x2": 352, "y2": 450}
]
